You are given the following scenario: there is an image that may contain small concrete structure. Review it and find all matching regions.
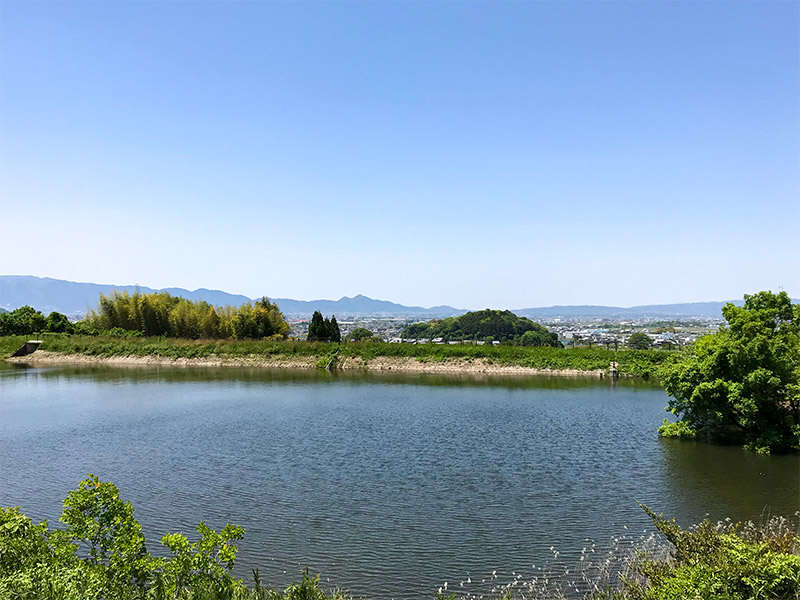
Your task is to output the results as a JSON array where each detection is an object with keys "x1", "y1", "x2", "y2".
[
  {"x1": 609, "y1": 360, "x2": 619, "y2": 379},
  {"x1": 10, "y1": 340, "x2": 42, "y2": 357}
]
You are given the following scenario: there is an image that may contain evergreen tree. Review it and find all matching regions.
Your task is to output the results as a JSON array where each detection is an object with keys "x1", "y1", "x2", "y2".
[
  {"x1": 307, "y1": 311, "x2": 325, "y2": 342},
  {"x1": 329, "y1": 316, "x2": 341, "y2": 343},
  {"x1": 322, "y1": 317, "x2": 332, "y2": 342}
]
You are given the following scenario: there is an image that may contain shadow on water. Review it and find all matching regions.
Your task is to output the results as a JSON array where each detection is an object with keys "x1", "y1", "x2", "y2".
[
  {"x1": 658, "y1": 437, "x2": 800, "y2": 524},
  {"x1": 1, "y1": 361, "x2": 663, "y2": 391}
]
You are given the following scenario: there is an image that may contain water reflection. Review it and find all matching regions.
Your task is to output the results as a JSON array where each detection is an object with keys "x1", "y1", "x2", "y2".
[
  {"x1": 0, "y1": 363, "x2": 795, "y2": 599},
  {"x1": 659, "y1": 438, "x2": 799, "y2": 524},
  {"x1": 2, "y1": 363, "x2": 663, "y2": 391}
]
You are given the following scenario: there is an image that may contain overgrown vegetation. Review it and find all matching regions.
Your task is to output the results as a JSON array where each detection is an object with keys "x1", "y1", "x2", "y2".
[
  {"x1": 2, "y1": 335, "x2": 669, "y2": 377},
  {"x1": 0, "y1": 476, "x2": 348, "y2": 600},
  {"x1": 588, "y1": 505, "x2": 800, "y2": 600},
  {"x1": 81, "y1": 291, "x2": 289, "y2": 340},
  {"x1": 658, "y1": 291, "x2": 799, "y2": 453},
  {"x1": 401, "y1": 309, "x2": 562, "y2": 347},
  {"x1": 0, "y1": 306, "x2": 74, "y2": 336}
]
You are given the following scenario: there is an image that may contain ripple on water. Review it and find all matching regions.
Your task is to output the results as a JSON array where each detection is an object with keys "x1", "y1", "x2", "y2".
[{"x1": 1, "y1": 367, "x2": 797, "y2": 599}]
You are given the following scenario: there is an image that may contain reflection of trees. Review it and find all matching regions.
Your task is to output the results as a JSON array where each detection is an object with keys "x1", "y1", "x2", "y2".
[
  {"x1": 659, "y1": 438, "x2": 800, "y2": 524},
  {"x1": 27, "y1": 364, "x2": 661, "y2": 391}
]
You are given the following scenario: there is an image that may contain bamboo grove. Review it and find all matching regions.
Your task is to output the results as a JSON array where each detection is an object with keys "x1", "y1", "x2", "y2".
[{"x1": 85, "y1": 291, "x2": 290, "y2": 340}]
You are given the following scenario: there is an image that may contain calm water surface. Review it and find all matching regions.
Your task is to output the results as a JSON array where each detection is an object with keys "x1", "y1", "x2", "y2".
[{"x1": 1, "y1": 364, "x2": 797, "y2": 598}]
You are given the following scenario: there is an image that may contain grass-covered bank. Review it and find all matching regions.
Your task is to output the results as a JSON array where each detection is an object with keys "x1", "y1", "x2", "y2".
[
  {"x1": 2, "y1": 476, "x2": 798, "y2": 600},
  {"x1": 1, "y1": 335, "x2": 670, "y2": 377}
]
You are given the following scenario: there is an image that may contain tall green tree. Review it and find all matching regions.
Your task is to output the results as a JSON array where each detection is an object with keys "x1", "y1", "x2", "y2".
[
  {"x1": 328, "y1": 316, "x2": 341, "y2": 343},
  {"x1": 45, "y1": 311, "x2": 73, "y2": 334},
  {"x1": 307, "y1": 311, "x2": 325, "y2": 342},
  {"x1": 307, "y1": 312, "x2": 340, "y2": 343},
  {"x1": 659, "y1": 291, "x2": 800, "y2": 453},
  {"x1": 346, "y1": 327, "x2": 374, "y2": 342},
  {"x1": 0, "y1": 306, "x2": 48, "y2": 336},
  {"x1": 627, "y1": 332, "x2": 653, "y2": 350}
]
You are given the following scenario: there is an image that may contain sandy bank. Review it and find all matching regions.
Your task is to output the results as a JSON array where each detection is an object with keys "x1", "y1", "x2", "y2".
[{"x1": 7, "y1": 350, "x2": 606, "y2": 377}]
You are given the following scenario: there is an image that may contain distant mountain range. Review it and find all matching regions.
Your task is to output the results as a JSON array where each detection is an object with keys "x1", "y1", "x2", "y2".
[
  {"x1": 513, "y1": 302, "x2": 750, "y2": 319},
  {"x1": 0, "y1": 276, "x2": 463, "y2": 318},
  {"x1": 1, "y1": 275, "x2": 790, "y2": 320},
  {"x1": 0, "y1": 276, "x2": 253, "y2": 318}
]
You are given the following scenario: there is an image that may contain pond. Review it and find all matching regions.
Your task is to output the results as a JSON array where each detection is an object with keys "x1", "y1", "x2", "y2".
[{"x1": 1, "y1": 364, "x2": 797, "y2": 598}]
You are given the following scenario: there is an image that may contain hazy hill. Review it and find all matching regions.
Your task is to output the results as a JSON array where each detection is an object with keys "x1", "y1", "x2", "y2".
[
  {"x1": 2, "y1": 276, "x2": 793, "y2": 320},
  {"x1": 273, "y1": 294, "x2": 465, "y2": 318},
  {"x1": 0, "y1": 276, "x2": 464, "y2": 318},
  {"x1": 513, "y1": 302, "x2": 747, "y2": 319},
  {"x1": 0, "y1": 276, "x2": 252, "y2": 317}
]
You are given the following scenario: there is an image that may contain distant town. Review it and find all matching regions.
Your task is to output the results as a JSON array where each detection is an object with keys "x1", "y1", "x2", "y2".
[{"x1": 288, "y1": 315, "x2": 721, "y2": 348}]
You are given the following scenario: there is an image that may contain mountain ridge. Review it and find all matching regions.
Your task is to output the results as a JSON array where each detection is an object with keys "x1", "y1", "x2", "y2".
[
  {"x1": 1, "y1": 275, "x2": 793, "y2": 320},
  {"x1": 0, "y1": 276, "x2": 464, "y2": 318}
]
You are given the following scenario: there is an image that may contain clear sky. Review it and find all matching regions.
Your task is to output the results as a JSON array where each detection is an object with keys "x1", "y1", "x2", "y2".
[{"x1": 1, "y1": 1, "x2": 797, "y2": 309}]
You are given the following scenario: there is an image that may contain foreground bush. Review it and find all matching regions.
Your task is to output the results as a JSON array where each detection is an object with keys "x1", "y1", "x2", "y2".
[
  {"x1": 598, "y1": 504, "x2": 800, "y2": 600},
  {"x1": 0, "y1": 476, "x2": 344, "y2": 600},
  {"x1": 481, "y1": 507, "x2": 800, "y2": 600}
]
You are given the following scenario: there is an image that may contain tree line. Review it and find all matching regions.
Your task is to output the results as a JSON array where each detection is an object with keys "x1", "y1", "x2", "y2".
[
  {"x1": 0, "y1": 292, "x2": 291, "y2": 340},
  {"x1": 0, "y1": 306, "x2": 73, "y2": 336}
]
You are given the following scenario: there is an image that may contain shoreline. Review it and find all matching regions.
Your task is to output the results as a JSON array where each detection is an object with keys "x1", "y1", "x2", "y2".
[{"x1": 7, "y1": 350, "x2": 608, "y2": 377}]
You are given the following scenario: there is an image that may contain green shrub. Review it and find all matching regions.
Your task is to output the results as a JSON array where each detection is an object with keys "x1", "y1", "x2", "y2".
[
  {"x1": 657, "y1": 419, "x2": 696, "y2": 440},
  {"x1": 607, "y1": 505, "x2": 800, "y2": 600}
]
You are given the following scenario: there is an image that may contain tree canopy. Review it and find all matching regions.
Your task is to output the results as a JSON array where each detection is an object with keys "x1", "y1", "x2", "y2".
[
  {"x1": 659, "y1": 291, "x2": 799, "y2": 453},
  {"x1": 627, "y1": 332, "x2": 653, "y2": 350},
  {"x1": 0, "y1": 306, "x2": 73, "y2": 336},
  {"x1": 307, "y1": 311, "x2": 341, "y2": 343},
  {"x1": 401, "y1": 309, "x2": 561, "y2": 347},
  {"x1": 346, "y1": 327, "x2": 375, "y2": 342}
]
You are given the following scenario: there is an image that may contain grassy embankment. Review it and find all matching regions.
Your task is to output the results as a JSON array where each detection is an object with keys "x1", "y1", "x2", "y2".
[{"x1": 1, "y1": 334, "x2": 670, "y2": 377}]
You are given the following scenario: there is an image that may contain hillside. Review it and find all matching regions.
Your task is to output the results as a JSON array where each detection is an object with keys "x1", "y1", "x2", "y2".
[{"x1": 402, "y1": 309, "x2": 562, "y2": 346}]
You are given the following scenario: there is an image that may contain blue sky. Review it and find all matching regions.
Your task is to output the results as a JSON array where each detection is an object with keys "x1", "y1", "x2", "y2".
[{"x1": 1, "y1": 1, "x2": 797, "y2": 309}]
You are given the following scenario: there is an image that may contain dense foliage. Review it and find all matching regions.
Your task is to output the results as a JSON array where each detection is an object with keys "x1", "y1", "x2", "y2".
[
  {"x1": 402, "y1": 310, "x2": 562, "y2": 347},
  {"x1": 658, "y1": 291, "x2": 799, "y2": 453},
  {"x1": 595, "y1": 504, "x2": 800, "y2": 600},
  {"x1": 83, "y1": 292, "x2": 289, "y2": 340},
  {"x1": 0, "y1": 475, "x2": 244, "y2": 599},
  {"x1": 345, "y1": 327, "x2": 375, "y2": 342},
  {"x1": 0, "y1": 477, "x2": 350, "y2": 600},
  {"x1": 626, "y1": 333, "x2": 652, "y2": 350},
  {"x1": 0, "y1": 306, "x2": 73, "y2": 336},
  {"x1": 306, "y1": 311, "x2": 340, "y2": 343}
]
